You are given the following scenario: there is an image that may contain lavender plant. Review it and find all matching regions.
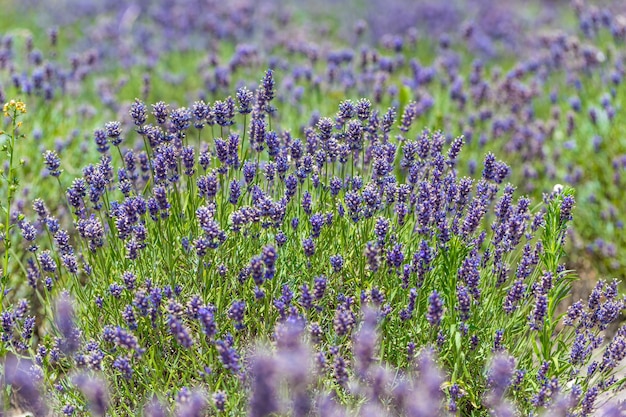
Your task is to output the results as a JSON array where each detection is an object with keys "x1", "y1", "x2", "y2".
[
  {"x1": 1, "y1": 74, "x2": 625, "y2": 415},
  {"x1": 3, "y1": 1, "x2": 626, "y2": 416}
]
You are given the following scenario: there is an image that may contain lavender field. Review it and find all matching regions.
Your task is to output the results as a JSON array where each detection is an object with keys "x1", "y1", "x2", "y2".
[{"x1": 2, "y1": 0, "x2": 626, "y2": 416}]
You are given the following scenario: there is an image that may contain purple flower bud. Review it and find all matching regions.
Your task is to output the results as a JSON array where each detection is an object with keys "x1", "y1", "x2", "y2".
[
  {"x1": 581, "y1": 386, "x2": 598, "y2": 416},
  {"x1": 487, "y1": 354, "x2": 515, "y2": 400},
  {"x1": 313, "y1": 276, "x2": 327, "y2": 301},
  {"x1": 167, "y1": 315, "x2": 193, "y2": 348},
  {"x1": 426, "y1": 290, "x2": 444, "y2": 326},
  {"x1": 213, "y1": 391, "x2": 227, "y2": 412},
  {"x1": 72, "y1": 374, "x2": 108, "y2": 416},
  {"x1": 330, "y1": 254, "x2": 344, "y2": 273},
  {"x1": 55, "y1": 293, "x2": 80, "y2": 354},
  {"x1": 229, "y1": 180, "x2": 241, "y2": 205},
  {"x1": 236, "y1": 86, "x2": 253, "y2": 114},
  {"x1": 248, "y1": 352, "x2": 280, "y2": 417},
  {"x1": 482, "y1": 153, "x2": 497, "y2": 181},
  {"x1": 130, "y1": 99, "x2": 147, "y2": 126},
  {"x1": 529, "y1": 294, "x2": 548, "y2": 330},
  {"x1": 104, "y1": 121, "x2": 122, "y2": 146},
  {"x1": 333, "y1": 303, "x2": 355, "y2": 337},
  {"x1": 310, "y1": 213, "x2": 324, "y2": 238},
  {"x1": 4, "y1": 355, "x2": 47, "y2": 415},
  {"x1": 228, "y1": 300, "x2": 246, "y2": 330},
  {"x1": 216, "y1": 339, "x2": 240, "y2": 374},
  {"x1": 43, "y1": 150, "x2": 62, "y2": 177},
  {"x1": 302, "y1": 237, "x2": 315, "y2": 257},
  {"x1": 177, "y1": 389, "x2": 208, "y2": 417},
  {"x1": 152, "y1": 101, "x2": 169, "y2": 124}
]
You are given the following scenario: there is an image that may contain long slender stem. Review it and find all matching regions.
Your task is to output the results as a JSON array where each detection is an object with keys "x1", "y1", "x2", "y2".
[{"x1": 1, "y1": 113, "x2": 17, "y2": 306}]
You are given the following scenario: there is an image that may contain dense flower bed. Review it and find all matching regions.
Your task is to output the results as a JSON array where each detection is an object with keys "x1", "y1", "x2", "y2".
[{"x1": 2, "y1": 1, "x2": 626, "y2": 416}]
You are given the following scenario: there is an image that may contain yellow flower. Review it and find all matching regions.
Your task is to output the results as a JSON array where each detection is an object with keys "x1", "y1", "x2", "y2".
[{"x1": 2, "y1": 100, "x2": 27, "y2": 116}]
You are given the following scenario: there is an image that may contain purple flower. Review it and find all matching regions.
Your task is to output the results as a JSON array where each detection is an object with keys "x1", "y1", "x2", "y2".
[
  {"x1": 189, "y1": 101, "x2": 208, "y2": 129},
  {"x1": 213, "y1": 391, "x2": 227, "y2": 412},
  {"x1": 275, "y1": 231, "x2": 287, "y2": 247},
  {"x1": 581, "y1": 386, "x2": 598, "y2": 416},
  {"x1": 170, "y1": 106, "x2": 192, "y2": 133},
  {"x1": 447, "y1": 136, "x2": 464, "y2": 165},
  {"x1": 333, "y1": 303, "x2": 355, "y2": 337},
  {"x1": 228, "y1": 300, "x2": 246, "y2": 330},
  {"x1": 93, "y1": 128, "x2": 109, "y2": 153},
  {"x1": 182, "y1": 146, "x2": 195, "y2": 176},
  {"x1": 302, "y1": 237, "x2": 315, "y2": 257},
  {"x1": 529, "y1": 294, "x2": 548, "y2": 330},
  {"x1": 216, "y1": 338, "x2": 240, "y2": 374},
  {"x1": 330, "y1": 255, "x2": 344, "y2": 273},
  {"x1": 332, "y1": 350, "x2": 349, "y2": 387},
  {"x1": 345, "y1": 190, "x2": 362, "y2": 222},
  {"x1": 236, "y1": 86, "x2": 253, "y2": 114},
  {"x1": 386, "y1": 243, "x2": 405, "y2": 269},
  {"x1": 426, "y1": 290, "x2": 444, "y2": 326},
  {"x1": 364, "y1": 241, "x2": 380, "y2": 272},
  {"x1": 299, "y1": 284, "x2": 313, "y2": 310},
  {"x1": 229, "y1": 180, "x2": 241, "y2": 205},
  {"x1": 213, "y1": 98, "x2": 235, "y2": 127},
  {"x1": 310, "y1": 213, "x2": 324, "y2": 238},
  {"x1": 313, "y1": 276, "x2": 327, "y2": 300},
  {"x1": 168, "y1": 315, "x2": 193, "y2": 348},
  {"x1": 4, "y1": 356, "x2": 47, "y2": 415},
  {"x1": 560, "y1": 195, "x2": 575, "y2": 222},
  {"x1": 374, "y1": 216, "x2": 390, "y2": 242},
  {"x1": 105, "y1": 121, "x2": 122, "y2": 146},
  {"x1": 503, "y1": 279, "x2": 526, "y2": 314},
  {"x1": 248, "y1": 352, "x2": 279, "y2": 417},
  {"x1": 72, "y1": 374, "x2": 108, "y2": 416},
  {"x1": 458, "y1": 251, "x2": 481, "y2": 298},
  {"x1": 301, "y1": 191, "x2": 312, "y2": 215},
  {"x1": 112, "y1": 355, "x2": 133, "y2": 379},
  {"x1": 400, "y1": 288, "x2": 418, "y2": 321},
  {"x1": 259, "y1": 69, "x2": 276, "y2": 113},
  {"x1": 456, "y1": 285, "x2": 471, "y2": 321},
  {"x1": 198, "y1": 307, "x2": 216, "y2": 339},
  {"x1": 77, "y1": 215, "x2": 104, "y2": 252},
  {"x1": 19, "y1": 220, "x2": 37, "y2": 244},
  {"x1": 482, "y1": 153, "x2": 497, "y2": 181},
  {"x1": 487, "y1": 354, "x2": 515, "y2": 400},
  {"x1": 356, "y1": 98, "x2": 372, "y2": 120},
  {"x1": 55, "y1": 293, "x2": 80, "y2": 354},
  {"x1": 493, "y1": 330, "x2": 505, "y2": 352},
  {"x1": 130, "y1": 99, "x2": 147, "y2": 126},
  {"x1": 177, "y1": 390, "x2": 208, "y2": 417},
  {"x1": 197, "y1": 172, "x2": 218, "y2": 199},
  {"x1": 152, "y1": 101, "x2": 169, "y2": 124},
  {"x1": 43, "y1": 150, "x2": 62, "y2": 176}
]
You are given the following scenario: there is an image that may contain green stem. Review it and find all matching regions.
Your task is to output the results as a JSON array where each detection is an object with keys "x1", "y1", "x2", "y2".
[{"x1": 1, "y1": 114, "x2": 17, "y2": 306}]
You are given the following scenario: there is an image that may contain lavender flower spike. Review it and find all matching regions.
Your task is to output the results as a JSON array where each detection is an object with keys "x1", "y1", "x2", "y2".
[
  {"x1": 426, "y1": 290, "x2": 444, "y2": 326},
  {"x1": 72, "y1": 373, "x2": 109, "y2": 416}
]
